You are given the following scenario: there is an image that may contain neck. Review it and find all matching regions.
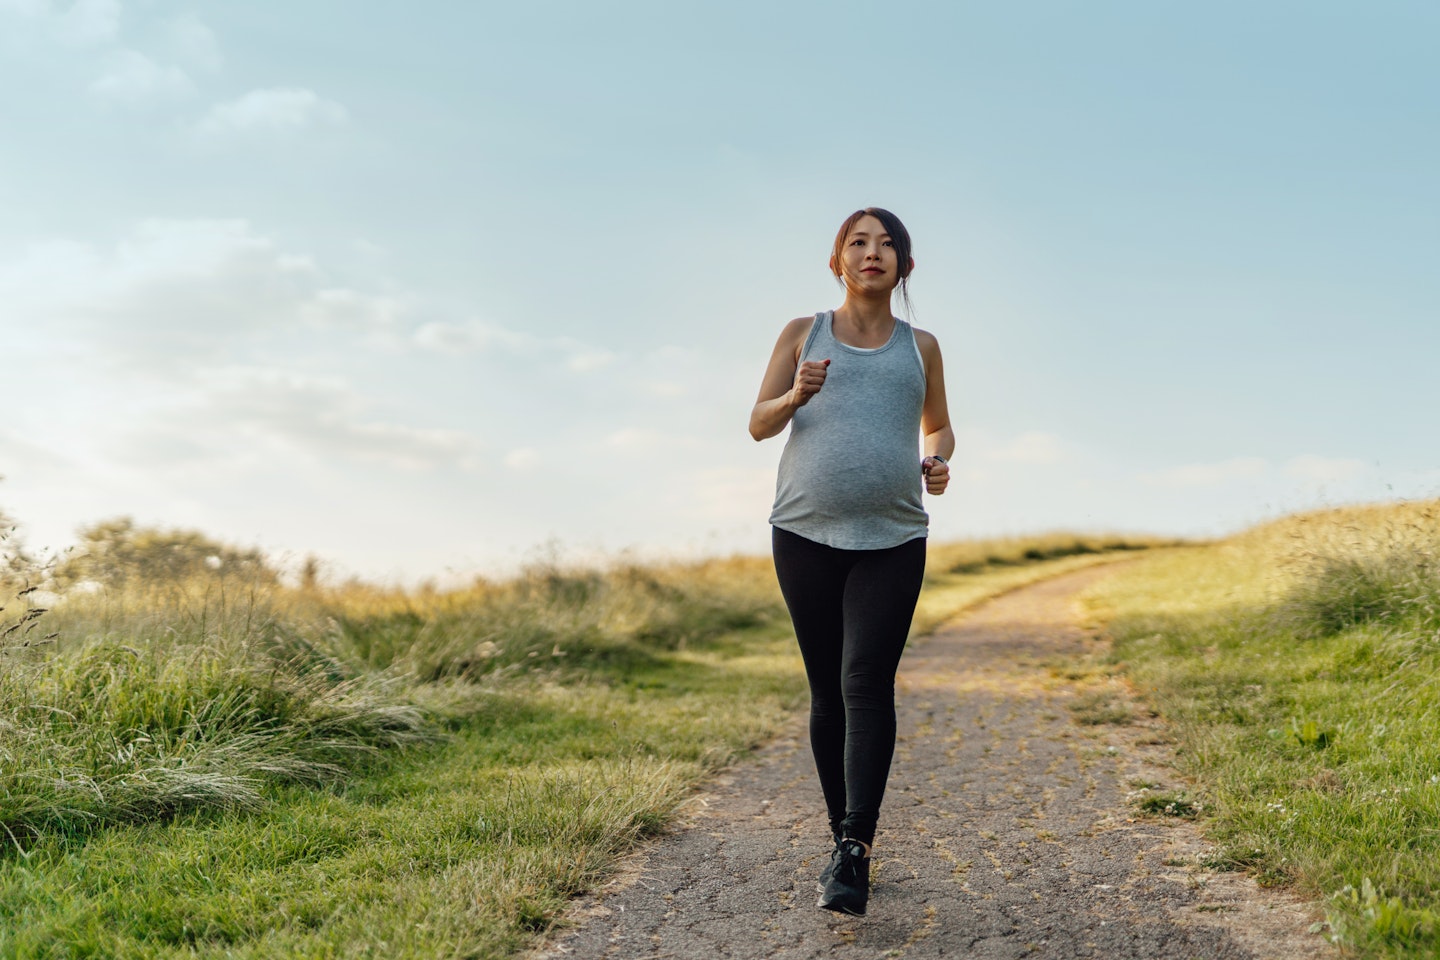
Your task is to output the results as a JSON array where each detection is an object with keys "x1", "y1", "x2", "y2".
[{"x1": 835, "y1": 290, "x2": 895, "y2": 330}]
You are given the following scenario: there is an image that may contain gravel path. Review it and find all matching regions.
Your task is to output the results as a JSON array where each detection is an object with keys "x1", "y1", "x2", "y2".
[{"x1": 535, "y1": 565, "x2": 1331, "y2": 960}]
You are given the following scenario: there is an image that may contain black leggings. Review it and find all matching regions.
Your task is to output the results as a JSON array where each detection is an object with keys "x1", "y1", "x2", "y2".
[{"x1": 771, "y1": 526, "x2": 927, "y2": 847}]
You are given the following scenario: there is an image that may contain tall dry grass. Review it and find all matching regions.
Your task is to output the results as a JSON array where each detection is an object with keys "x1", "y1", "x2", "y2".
[
  {"x1": 1086, "y1": 498, "x2": 1440, "y2": 958},
  {"x1": 927, "y1": 531, "x2": 1182, "y2": 576},
  {"x1": 318, "y1": 554, "x2": 782, "y2": 680},
  {"x1": 0, "y1": 532, "x2": 788, "y2": 848}
]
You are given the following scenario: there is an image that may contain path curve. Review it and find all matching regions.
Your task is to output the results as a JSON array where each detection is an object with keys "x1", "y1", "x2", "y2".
[{"x1": 535, "y1": 565, "x2": 1331, "y2": 960}]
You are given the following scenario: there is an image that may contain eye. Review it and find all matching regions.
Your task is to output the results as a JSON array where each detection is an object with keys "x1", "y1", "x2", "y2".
[{"x1": 850, "y1": 238, "x2": 865, "y2": 246}]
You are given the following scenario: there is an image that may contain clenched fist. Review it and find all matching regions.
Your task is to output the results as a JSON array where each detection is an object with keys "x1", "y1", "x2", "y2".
[
  {"x1": 791, "y1": 358, "x2": 830, "y2": 407},
  {"x1": 922, "y1": 456, "x2": 950, "y2": 495}
]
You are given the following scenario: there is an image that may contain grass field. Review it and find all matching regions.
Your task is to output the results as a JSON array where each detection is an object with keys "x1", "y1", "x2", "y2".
[
  {"x1": 0, "y1": 524, "x2": 1162, "y2": 959},
  {"x1": 1083, "y1": 500, "x2": 1440, "y2": 958}
]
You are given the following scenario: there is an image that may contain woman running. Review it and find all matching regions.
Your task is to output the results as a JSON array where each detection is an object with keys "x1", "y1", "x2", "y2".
[{"x1": 749, "y1": 207, "x2": 953, "y2": 917}]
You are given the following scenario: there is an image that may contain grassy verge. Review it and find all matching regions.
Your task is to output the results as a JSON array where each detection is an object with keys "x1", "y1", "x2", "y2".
[
  {"x1": 0, "y1": 530, "x2": 1165, "y2": 958},
  {"x1": 1083, "y1": 500, "x2": 1440, "y2": 958},
  {"x1": 0, "y1": 630, "x2": 804, "y2": 958}
]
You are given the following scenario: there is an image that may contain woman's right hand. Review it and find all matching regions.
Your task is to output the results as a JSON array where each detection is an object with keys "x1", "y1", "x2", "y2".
[{"x1": 790, "y1": 358, "x2": 830, "y2": 408}]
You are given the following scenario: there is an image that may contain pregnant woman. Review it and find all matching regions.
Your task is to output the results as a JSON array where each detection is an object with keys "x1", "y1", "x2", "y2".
[{"x1": 749, "y1": 207, "x2": 954, "y2": 917}]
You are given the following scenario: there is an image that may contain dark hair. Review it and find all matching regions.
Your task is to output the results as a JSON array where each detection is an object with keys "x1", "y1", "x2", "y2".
[{"x1": 830, "y1": 207, "x2": 914, "y2": 317}]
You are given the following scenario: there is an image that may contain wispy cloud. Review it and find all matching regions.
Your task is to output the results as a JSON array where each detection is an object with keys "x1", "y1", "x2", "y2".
[
  {"x1": 57, "y1": 0, "x2": 120, "y2": 47},
  {"x1": 196, "y1": 87, "x2": 348, "y2": 136},
  {"x1": 197, "y1": 368, "x2": 480, "y2": 471},
  {"x1": 605, "y1": 427, "x2": 671, "y2": 451},
  {"x1": 0, "y1": 0, "x2": 51, "y2": 16},
  {"x1": 1139, "y1": 455, "x2": 1375, "y2": 489},
  {"x1": 115, "y1": 367, "x2": 483, "y2": 474},
  {"x1": 0, "y1": 1, "x2": 202, "y2": 105},
  {"x1": 1284, "y1": 455, "x2": 1370, "y2": 484},
  {"x1": 984, "y1": 431, "x2": 1065, "y2": 465},
  {"x1": 164, "y1": 13, "x2": 221, "y2": 72},
  {"x1": 0, "y1": 219, "x2": 403, "y2": 365},
  {"x1": 90, "y1": 48, "x2": 194, "y2": 102},
  {"x1": 503, "y1": 447, "x2": 541, "y2": 470},
  {"x1": 0, "y1": 0, "x2": 120, "y2": 44},
  {"x1": 413, "y1": 320, "x2": 615, "y2": 372},
  {"x1": 689, "y1": 466, "x2": 775, "y2": 526},
  {"x1": 300, "y1": 288, "x2": 406, "y2": 329},
  {"x1": 1140, "y1": 457, "x2": 1270, "y2": 487}
]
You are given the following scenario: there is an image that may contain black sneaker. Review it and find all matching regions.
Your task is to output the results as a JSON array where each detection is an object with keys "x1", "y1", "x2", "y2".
[
  {"x1": 815, "y1": 837, "x2": 842, "y2": 893},
  {"x1": 817, "y1": 839, "x2": 870, "y2": 916}
]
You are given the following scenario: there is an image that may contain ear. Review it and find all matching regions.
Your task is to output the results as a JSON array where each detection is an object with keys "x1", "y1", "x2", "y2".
[{"x1": 828, "y1": 254, "x2": 840, "y2": 277}]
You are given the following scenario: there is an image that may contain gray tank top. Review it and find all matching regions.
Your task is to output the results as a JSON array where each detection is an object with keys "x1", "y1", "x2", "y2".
[{"x1": 769, "y1": 311, "x2": 929, "y2": 549}]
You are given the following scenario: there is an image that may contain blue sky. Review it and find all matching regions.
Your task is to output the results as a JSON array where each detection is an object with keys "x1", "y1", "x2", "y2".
[{"x1": 2, "y1": 1, "x2": 1437, "y2": 580}]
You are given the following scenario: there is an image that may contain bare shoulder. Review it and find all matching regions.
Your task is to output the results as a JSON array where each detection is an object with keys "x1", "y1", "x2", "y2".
[
  {"x1": 775, "y1": 315, "x2": 817, "y2": 356},
  {"x1": 781, "y1": 315, "x2": 816, "y2": 339},
  {"x1": 911, "y1": 325, "x2": 943, "y2": 361}
]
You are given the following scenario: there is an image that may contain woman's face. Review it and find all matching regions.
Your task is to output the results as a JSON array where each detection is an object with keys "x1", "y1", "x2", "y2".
[{"x1": 833, "y1": 214, "x2": 904, "y2": 293}]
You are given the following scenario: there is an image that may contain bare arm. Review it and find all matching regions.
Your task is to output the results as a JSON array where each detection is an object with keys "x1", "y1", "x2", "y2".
[
  {"x1": 749, "y1": 317, "x2": 829, "y2": 441},
  {"x1": 916, "y1": 328, "x2": 955, "y2": 494}
]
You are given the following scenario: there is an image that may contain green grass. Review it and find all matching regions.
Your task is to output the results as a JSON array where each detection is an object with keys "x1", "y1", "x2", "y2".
[
  {"x1": 0, "y1": 528, "x2": 1168, "y2": 958},
  {"x1": 0, "y1": 654, "x2": 800, "y2": 958},
  {"x1": 1084, "y1": 500, "x2": 1440, "y2": 958}
]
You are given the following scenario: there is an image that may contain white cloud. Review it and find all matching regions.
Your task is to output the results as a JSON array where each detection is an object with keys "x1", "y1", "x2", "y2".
[
  {"x1": 300, "y1": 288, "x2": 405, "y2": 329},
  {"x1": 196, "y1": 87, "x2": 348, "y2": 136},
  {"x1": 689, "y1": 466, "x2": 775, "y2": 526},
  {"x1": 0, "y1": 427, "x2": 75, "y2": 476},
  {"x1": 605, "y1": 427, "x2": 669, "y2": 451},
  {"x1": 503, "y1": 447, "x2": 541, "y2": 470},
  {"x1": 984, "y1": 431, "x2": 1065, "y2": 464},
  {"x1": 0, "y1": 219, "x2": 405, "y2": 365},
  {"x1": 1284, "y1": 455, "x2": 1370, "y2": 485},
  {"x1": 414, "y1": 320, "x2": 526, "y2": 353},
  {"x1": 0, "y1": 0, "x2": 53, "y2": 15},
  {"x1": 567, "y1": 350, "x2": 615, "y2": 372},
  {"x1": 135, "y1": 367, "x2": 482, "y2": 473},
  {"x1": 165, "y1": 13, "x2": 221, "y2": 71},
  {"x1": 414, "y1": 319, "x2": 614, "y2": 372},
  {"x1": 1140, "y1": 457, "x2": 1270, "y2": 487},
  {"x1": 57, "y1": 0, "x2": 119, "y2": 46},
  {"x1": 89, "y1": 48, "x2": 194, "y2": 102},
  {"x1": 642, "y1": 381, "x2": 687, "y2": 397},
  {"x1": 1138, "y1": 454, "x2": 1376, "y2": 490},
  {"x1": 0, "y1": 220, "x2": 485, "y2": 482},
  {"x1": 0, "y1": 2, "x2": 210, "y2": 110}
]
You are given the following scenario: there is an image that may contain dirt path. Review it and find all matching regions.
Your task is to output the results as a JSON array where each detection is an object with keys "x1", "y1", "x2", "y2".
[{"x1": 535, "y1": 565, "x2": 1332, "y2": 960}]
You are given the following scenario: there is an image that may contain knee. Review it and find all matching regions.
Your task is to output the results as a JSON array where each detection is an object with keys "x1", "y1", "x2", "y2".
[
  {"x1": 841, "y1": 670, "x2": 894, "y2": 709},
  {"x1": 809, "y1": 688, "x2": 845, "y2": 721}
]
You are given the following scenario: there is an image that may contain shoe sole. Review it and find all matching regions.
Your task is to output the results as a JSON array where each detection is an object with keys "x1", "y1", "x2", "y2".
[{"x1": 816, "y1": 895, "x2": 866, "y2": 916}]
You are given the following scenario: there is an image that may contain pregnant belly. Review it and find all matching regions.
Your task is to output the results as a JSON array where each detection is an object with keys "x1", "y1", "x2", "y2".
[{"x1": 782, "y1": 443, "x2": 920, "y2": 518}]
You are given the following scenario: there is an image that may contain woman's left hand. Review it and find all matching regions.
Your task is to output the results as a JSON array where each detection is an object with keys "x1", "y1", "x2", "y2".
[{"x1": 922, "y1": 456, "x2": 949, "y2": 495}]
